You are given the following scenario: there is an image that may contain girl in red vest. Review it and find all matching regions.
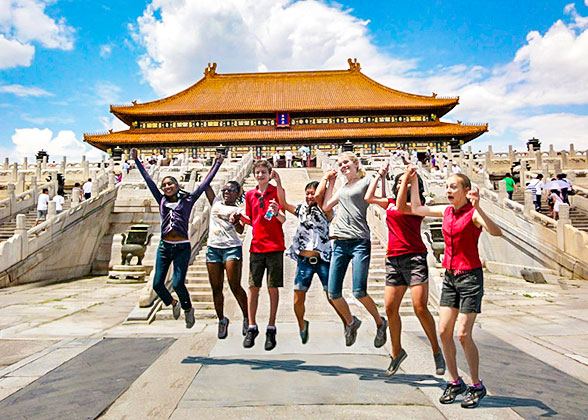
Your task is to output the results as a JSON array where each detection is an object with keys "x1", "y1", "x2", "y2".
[
  {"x1": 365, "y1": 163, "x2": 445, "y2": 377},
  {"x1": 398, "y1": 166, "x2": 501, "y2": 409}
]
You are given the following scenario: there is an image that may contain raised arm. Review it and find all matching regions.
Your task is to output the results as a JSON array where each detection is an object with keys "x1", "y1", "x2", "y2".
[
  {"x1": 400, "y1": 167, "x2": 445, "y2": 217},
  {"x1": 313, "y1": 177, "x2": 333, "y2": 220},
  {"x1": 364, "y1": 163, "x2": 389, "y2": 209},
  {"x1": 205, "y1": 185, "x2": 216, "y2": 205},
  {"x1": 270, "y1": 171, "x2": 296, "y2": 215},
  {"x1": 470, "y1": 188, "x2": 502, "y2": 236},
  {"x1": 131, "y1": 148, "x2": 162, "y2": 204},
  {"x1": 321, "y1": 169, "x2": 340, "y2": 212},
  {"x1": 190, "y1": 154, "x2": 223, "y2": 200}
]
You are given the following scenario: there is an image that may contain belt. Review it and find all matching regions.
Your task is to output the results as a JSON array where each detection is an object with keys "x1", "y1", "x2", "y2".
[
  {"x1": 446, "y1": 268, "x2": 478, "y2": 275},
  {"x1": 299, "y1": 255, "x2": 322, "y2": 265}
]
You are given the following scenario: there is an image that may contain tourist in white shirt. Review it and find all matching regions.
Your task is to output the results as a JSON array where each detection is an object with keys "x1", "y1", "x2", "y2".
[
  {"x1": 526, "y1": 174, "x2": 544, "y2": 211},
  {"x1": 285, "y1": 150, "x2": 293, "y2": 168},
  {"x1": 451, "y1": 162, "x2": 462, "y2": 174},
  {"x1": 272, "y1": 151, "x2": 280, "y2": 168},
  {"x1": 52, "y1": 191, "x2": 65, "y2": 213},
  {"x1": 82, "y1": 178, "x2": 92, "y2": 200},
  {"x1": 35, "y1": 188, "x2": 50, "y2": 225}
]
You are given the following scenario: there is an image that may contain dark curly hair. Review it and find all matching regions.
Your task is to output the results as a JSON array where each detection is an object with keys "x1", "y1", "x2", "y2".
[{"x1": 391, "y1": 172, "x2": 426, "y2": 204}]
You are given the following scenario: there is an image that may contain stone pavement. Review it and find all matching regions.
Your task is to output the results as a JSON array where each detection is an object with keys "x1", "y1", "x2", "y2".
[{"x1": 0, "y1": 168, "x2": 587, "y2": 419}]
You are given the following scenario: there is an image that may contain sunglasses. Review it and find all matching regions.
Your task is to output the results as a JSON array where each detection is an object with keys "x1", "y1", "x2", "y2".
[
  {"x1": 221, "y1": 187, "x2": 238, "y2": 193},
  {"x1": 258, "y1": 194, "x2": 265, "y2": 209}
]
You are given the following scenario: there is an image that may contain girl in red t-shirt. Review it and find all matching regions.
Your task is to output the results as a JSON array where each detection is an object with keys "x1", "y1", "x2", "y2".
[
  {"x1": 365, "y1": 163, "x2": 444, "y2": 377},
  {"x1": 398, "y1": 165, "x2": 501, "y2": 409}
]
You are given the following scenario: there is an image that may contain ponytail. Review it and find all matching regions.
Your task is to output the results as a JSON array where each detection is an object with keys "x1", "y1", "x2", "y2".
[{"x1": 357, "y1": 167, "x2": 367, "y2": 179}]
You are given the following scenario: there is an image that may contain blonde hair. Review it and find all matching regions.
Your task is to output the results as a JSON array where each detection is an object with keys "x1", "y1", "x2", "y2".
[{"x1": 339, "y1": 152, "x2": 366, "y2": 178}]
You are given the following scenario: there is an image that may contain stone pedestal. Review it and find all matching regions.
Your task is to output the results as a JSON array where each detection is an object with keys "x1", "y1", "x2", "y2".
[{"x1": 108, "y1": 265, "x2": 147, "y2": 283}]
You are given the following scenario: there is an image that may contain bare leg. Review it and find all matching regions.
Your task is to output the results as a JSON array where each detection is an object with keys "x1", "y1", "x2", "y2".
[
  {"x1": 384, "y1": 285, "x2": 407, "y2": 358},
  {"x1": 410, "y1": 283, "x2": 441, "y2": 354},
  {"x1": 294, "y1": 290, "x2": 306, "y2": 330},
  {"x1": 330, "y1": 297, "x2": 352, "y2": 324},
  {"x1": 268, "y1": 287, "x2": 279, "y2": 327},
  {"x1": 358, "y1": 294, "x2": 385, "y2": 326},
  {"x1": 206, "y1": 262, "x2": 225, "y2": 320},
  {"x1": 457, "y1": 312, "x2": 480, "y2": 383},
  {"x1": 248, "y1": 286, "x2": 260, "y2": 326},
  {"x1": 225, "y1": 260, "x2": 248, "y2": 318},
  {"x1": 325, "y1": 292, "x2": 347, "y2": 326},
  {"x1": 439, "y1": 306, "x2": 460, "y2": 381}
]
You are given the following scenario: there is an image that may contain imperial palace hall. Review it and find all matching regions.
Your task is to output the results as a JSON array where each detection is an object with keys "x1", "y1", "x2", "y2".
[{"x1": 84, "y1": 59, "x2": 487, "y2": 159}]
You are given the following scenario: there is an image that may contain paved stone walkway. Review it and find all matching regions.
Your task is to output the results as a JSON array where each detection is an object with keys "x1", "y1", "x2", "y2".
[{"x1": 0, "y1": 168, "x2": 587, "y2": 419}]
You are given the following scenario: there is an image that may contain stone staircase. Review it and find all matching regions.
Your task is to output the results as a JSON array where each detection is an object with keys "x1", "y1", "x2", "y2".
[
  {"x1": 0, "y1": 197, "x2": 72, "y2": 241},
  {"x1": 512, "y1": 190, "x2": 588, "y2": 232}
]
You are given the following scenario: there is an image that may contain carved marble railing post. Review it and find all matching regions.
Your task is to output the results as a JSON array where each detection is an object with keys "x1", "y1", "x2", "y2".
[
  {"x1": 3, "y1": 157, "x2": 8, "y2": 169},
  {"x1": 561, "y1": 150, "x2": 568, "y2": 168},
  {"x1": 498, "y1": 179, "x2": 507, "y2": 204},
  {"x1": 554, "y1": 160, "x2": 562, "y2": 175},
  {"x1": 8, "y1": 184, "x2": 16, "y2": 214},
  {"x1": 47, "y1": 201, "x2": 57, "y2": 220},
  {"x1": 557, "y1": 203, "x2": 571, "y2": 250},
  {"x1": 508, "y1": 145, "x2": 514, "y2": 165},
  {"x1": 542, "y1": 163, "x2": 550, "y2": 179},
  {"x1": 61, "y1": 156, "x2": 66, "y2": 174},
  {"x1": 17, "y1": 172, "x2": 25, "y2": 194},
  {"x1": 23, "y1": 157, "x2": 28, "y2": 169},
  {"x1": 11, "y1": 164, "x2": 18, "y2": 182},
  {"x1": 82, "y1": 156, "x2": 89, "y2": 180},
  {"x1": 536, "y1": 151, "x2": 543, "y2": 170},
  {"x1": 548, "y1": 144, "x2": 556, "y2": 157},
  {"x1": 569, "y1": 143, "x2": 576, "y2": 157},
  {"x1": 35, "y1": 165, "x2": 41, "y2": 181},
  {"x1": 71, "y1": 189, "x2": 80, "y2": 205},
  {"x1": 42, "y1": 155, "x2": 48, "y2": 170},
  {"x1": 523, "y1": 190, "x2": 534, "y2": 218},
  {"x1": 108, "y1": 173, "x2": 115, "y2": 190},
  {"x1": 31, "y1": 176, "x2": 38, "y2": 204}
]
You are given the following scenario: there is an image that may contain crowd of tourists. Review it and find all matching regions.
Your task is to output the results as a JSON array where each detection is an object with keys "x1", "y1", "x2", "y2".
[{"x1": 132, "y1": 148, "x2": 502, "y2": 409}]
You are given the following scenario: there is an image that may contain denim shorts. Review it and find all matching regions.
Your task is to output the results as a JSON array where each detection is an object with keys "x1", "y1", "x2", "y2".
[
  {"x1": 206, "y1": 245, "x2": 242, "y2": 263},
  {"x1": 386, "y1": 252, "x2": 429, "y2": 287},
  {"x1": 439, "y1": 268, "x2": 484, "y2": 313},
  {"x1": 294, "y1": 255, "x2": 330, "y2": 292},
  {"x1": 328, "y1": 238, "x2": 371, "y2": 299}
]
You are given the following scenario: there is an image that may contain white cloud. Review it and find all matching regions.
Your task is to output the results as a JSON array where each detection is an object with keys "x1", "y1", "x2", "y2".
[
  {"x1": 21, "y1": 114, "x2": 74, "y2": 124},
  {"x1": 0, "y1": 0, "x2": 74, "y2": 68},
  {"x1": 98, "y1": 115, "x2": 129, "y2": 132},
  {"x1": 7, "y1": 128, "x2": 102, "y2": 161},
  {"x1": 94, "y1": 81, "x2": 122, "y2": 105},
  {"x1": 0, "y1": 34, "x2": 34, "y2": 69},
  {"x1": 131, "y1": 1, "x2": 588, "y2": 151},
  {"x1": 99, "y1": 44, "x2": 112, "y2": 58},
  {"x1": 0, "y1": 83, "x2": 52, "y2": 97}
]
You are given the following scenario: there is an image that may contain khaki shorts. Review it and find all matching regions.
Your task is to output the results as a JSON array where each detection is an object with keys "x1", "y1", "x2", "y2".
[{"x1": 249, "y1": 251, "x2": 284, "y2": 288}]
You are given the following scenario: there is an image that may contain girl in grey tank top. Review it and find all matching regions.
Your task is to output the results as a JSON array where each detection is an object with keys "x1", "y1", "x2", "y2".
[{"x1": 320, "y1": 152, "x2": 387, "y2": 349}]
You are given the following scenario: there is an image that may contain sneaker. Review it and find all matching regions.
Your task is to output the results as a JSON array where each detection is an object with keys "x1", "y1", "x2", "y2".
[
  {"x1": 461, "y1": 384, "x2": 487, "y2": 409},
  {"x1": 385, "y1": 348, "x2": 407, "y2": 376},
  {"x1": 265, "y1": 328, "x2": 277, "y2": 351},
  {"x1": 300, "y1": 320, "x2": 309, "y2": 344},
  {"x1": 374, "y1": 318, "x2": 387, "y2": 348},
  {"x1": 434, "y1": 351, "x2": 446, "y2": 375},
  {"x1": 243, "y1": 327, "x2": 259, "y2": 348},
  {"x1": 184, "y1": 307, "x2": 195, "y2": 329},
  {"x1": 218, "y1": 317, "x2": 229, "y2": 339},
  {"x1": 242, "y1": 317, "x2": 249, "y2": 336},
  {"x1": 439, "y1": 377, "x2": 467, "y2": 404},
  {"x1": 172, "y1": 302, "x2": 181, "y2": 320},
  {"x1": 344, "y1": 316, "x2": 362, "y2": 346}
]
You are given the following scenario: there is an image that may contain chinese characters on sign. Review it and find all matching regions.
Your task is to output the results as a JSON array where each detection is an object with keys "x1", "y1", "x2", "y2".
[{"x1": 276, "y1": 112, "x2": 290, "y2": 127}]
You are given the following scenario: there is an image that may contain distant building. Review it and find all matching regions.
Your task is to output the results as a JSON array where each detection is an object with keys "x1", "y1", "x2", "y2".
[{"x1": 84, "y1": 59, "x2": 487, "y2": 158}]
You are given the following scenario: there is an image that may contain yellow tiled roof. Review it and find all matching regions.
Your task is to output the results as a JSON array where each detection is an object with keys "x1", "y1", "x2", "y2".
[
  {"x1": 111, "y1": 61, "x2": 458, "y2": 119},
  {"x1": 85, "y1": 122, "x2": 487, "y2": 150}
]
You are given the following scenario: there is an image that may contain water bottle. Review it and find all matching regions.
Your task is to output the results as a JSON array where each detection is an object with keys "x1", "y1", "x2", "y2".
[{"x1": 264, "y1": 207, "x2": 274, "y2": 221}]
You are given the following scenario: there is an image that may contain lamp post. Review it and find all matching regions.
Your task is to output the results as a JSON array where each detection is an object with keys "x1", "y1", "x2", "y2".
[{"x1": 342, "y1": 140, "x2": 354, "y2": 152}]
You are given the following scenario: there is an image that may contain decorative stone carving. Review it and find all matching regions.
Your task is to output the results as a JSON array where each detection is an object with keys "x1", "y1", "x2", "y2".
[{"x1": 120, "y1": 224, "x2": 153, "y2": 265}]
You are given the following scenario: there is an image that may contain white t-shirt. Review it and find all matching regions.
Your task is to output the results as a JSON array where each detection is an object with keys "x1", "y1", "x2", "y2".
[
  {"x1": 285, "y1": 151, "x2": 293, "y2": 160},
  {"x1": 37, "y1": 193, "x2": 49, "y2": 211},
  {"x1": 207, "y1": 198, "x2": 243, "y2": 248},
  {"x1": 82, "y1": 181, "x2": 92, "y2": 194},
  {"x1": 526, "y1": 179, "x2": 544, "y2": 195},
  {"x1": 549, "y1": 192, "x2": 563, "y2": 212},
  {"x1": 451, "y1": 164, "x2": 462, "y2": 174},
  {"x1": 52, "y1": 195, "x2": 65, "y2": 211}
]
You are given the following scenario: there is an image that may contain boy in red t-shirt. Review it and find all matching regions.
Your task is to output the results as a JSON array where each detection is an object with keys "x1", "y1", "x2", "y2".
[{"x1": 239, "y1": 160, "x2": 286, "y2": 351}]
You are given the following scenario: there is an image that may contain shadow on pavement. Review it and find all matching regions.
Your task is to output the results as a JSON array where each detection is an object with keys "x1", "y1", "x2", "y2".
[
  {"x1": 482, "y1": 396, "x2": 557, "y2": 417},
  {"x1": 182, "y1": 356, "x2": 445, "y2": 387}
]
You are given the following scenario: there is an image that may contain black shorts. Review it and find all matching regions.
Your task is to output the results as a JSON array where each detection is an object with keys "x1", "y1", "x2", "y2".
[
  {"x1": 439, "y1": 268, "x2": 484, "y2": 313},
  {"x1": 385, "y1": 252, "x2": 428, "y2": 287},
  {"x1": 249, "y1": 251, "x2": 284, "y2": 288}
]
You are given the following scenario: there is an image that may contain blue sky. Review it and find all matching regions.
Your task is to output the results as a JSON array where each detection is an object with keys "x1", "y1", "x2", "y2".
[{"x1": 1, "y1": 0, "x2": 587, "y2": 160}]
